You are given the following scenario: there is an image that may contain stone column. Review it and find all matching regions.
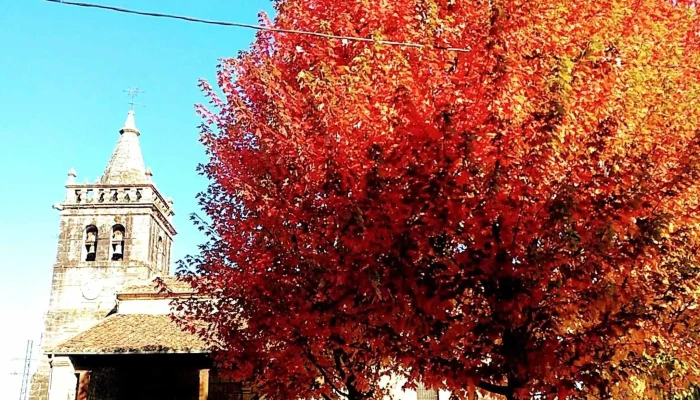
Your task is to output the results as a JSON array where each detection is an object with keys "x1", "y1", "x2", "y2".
[
  {"x1": 47, "y1": 357, "x2": 77, "y2": 400},
  {"x1": 199, "y1": 369, "x2": 210, "y2": 400}
]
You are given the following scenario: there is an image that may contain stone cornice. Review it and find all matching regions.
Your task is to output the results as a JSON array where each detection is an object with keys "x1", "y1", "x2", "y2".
[{"x1": 60, "y1": 183, "x2": 177, "y2": 236}]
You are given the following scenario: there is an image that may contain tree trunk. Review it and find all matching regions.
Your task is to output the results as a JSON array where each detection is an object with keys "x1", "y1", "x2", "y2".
[{"x1": 344, "y1": 381, "x2": 370, "y2": 400}]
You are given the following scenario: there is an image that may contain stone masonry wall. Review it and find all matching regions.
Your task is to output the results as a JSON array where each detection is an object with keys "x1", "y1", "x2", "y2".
[
  {"x1": 28, "y1": 310, "x2": 107, "y2": 400},
  {"x1": 210, "y1": 374, "x2": 255, "y2": 400},
  {"x1": 29, "y1": 203, "x2": 173, "y2": 400}
]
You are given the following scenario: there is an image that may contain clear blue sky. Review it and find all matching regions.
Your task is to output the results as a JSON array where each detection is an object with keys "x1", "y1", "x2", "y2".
[{"x1": 0, "y1": 0, "x2": 274, "y2": 396}]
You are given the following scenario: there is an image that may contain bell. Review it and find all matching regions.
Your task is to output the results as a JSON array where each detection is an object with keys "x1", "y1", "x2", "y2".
[{"x1": 113, "y1": 243, "x2": 123, "y2": 255}]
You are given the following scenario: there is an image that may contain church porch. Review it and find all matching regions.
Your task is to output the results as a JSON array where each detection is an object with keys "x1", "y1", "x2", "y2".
[
  {"x1": 51, "y1": 313, "x2": 245, "y2": 400},
  {"x1": 69, "y1": 353, "x2": 220, "y2": 400}
]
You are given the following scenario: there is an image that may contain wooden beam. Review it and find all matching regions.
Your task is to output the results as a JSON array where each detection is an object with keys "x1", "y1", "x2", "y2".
[
  {"x1": 76, "y1": 370, "x2": 90, "y2": 400},
  {"x1": 69, "y1": 353, "x2": 213, "y2": 370},
  {"x1": 199, "y1": 369, "x2": 210, "y2": 400}
]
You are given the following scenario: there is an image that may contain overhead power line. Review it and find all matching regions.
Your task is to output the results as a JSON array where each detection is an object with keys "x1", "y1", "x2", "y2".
[
  {"x1": 43, "y1": 0, "x2": 700, "y2": 73},
  {"x1": 44, "y1": 0, "x2": 471, "y2": 53}
]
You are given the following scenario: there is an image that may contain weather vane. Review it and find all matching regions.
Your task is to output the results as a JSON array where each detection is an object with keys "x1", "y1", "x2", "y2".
[{"x1": 123, "y1": 87, "x2": 145, "y2": 110}]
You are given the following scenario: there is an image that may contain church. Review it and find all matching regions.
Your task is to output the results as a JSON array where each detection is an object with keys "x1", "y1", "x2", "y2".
[{"x1": 27, "y1": 110, "x2": 442, "y2": 400}]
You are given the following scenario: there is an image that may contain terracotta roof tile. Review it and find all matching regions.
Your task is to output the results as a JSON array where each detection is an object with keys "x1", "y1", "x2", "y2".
[
  {"x1": 52, "y1": 314, "x2": 208, "y2": 355},
  {"x1": 118, "y1": 276, "x2": 195, "y2": 295}
]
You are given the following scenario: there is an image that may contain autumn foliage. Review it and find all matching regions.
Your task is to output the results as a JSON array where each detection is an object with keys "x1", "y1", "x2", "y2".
[{"x1": 177, "y1": 0, "x2": 700, "y2": 398}]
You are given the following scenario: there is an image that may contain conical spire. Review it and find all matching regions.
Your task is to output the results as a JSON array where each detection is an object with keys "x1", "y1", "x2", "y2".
[
  {"x1": 101, "y1": 110, "x2": 148, "y2": 184},
  {"x1": 121, "y1": 109, "x2": 139, "y2": 135}
]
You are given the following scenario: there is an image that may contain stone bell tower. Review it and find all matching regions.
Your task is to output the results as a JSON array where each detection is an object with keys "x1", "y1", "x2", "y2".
[{"x1": 29, "y1": 110, "x2": 177, "y2": 400}]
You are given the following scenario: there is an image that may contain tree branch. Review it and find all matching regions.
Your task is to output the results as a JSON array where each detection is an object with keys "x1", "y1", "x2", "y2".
[
  {"x1": 478, "y1": 380, "x2": 511, "y2": 396},
  {"x1": 305, "y1": 348, "x2": 350, "y2": 398}
]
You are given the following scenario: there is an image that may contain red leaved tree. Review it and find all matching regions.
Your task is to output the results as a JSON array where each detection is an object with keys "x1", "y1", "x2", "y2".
[{"x1": 176, "y1": 0, "x2": 700, "y2": 399}]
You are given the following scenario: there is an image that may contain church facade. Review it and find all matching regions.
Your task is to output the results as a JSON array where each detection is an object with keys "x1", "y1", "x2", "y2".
[{"x1": 28, "y1": 110, "x2": 441, "y2": 400}]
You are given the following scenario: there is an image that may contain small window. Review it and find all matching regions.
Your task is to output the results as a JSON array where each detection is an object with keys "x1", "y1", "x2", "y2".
[
  {"x1": 156, "y1": 236, "x2": 164, "y2": 272},
  {"x1": 84, "y1": 225, "x2": 98, "y2": 262},
  {"x1": 111, "y1": 225, "x2": 125, "y2": 261}
]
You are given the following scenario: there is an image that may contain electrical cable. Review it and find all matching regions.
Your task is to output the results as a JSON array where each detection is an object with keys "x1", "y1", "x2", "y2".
[{"x1": 44, "y1": 0, "x2": 471, "y2": 53}]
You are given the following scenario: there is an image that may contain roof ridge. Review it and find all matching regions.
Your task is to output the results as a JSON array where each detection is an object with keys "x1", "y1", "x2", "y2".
[{"x1": 118, "y1": 276, "x2": 195, "y2": 295}]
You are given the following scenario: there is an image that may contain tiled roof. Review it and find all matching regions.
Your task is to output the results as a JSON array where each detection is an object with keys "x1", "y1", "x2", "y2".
[
  {"x1": 118, "y1": 276, "x2": 195, "y2": 295},
  {"x1": 52, "y1": 314, "x2": 209, "y2": 355}
]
